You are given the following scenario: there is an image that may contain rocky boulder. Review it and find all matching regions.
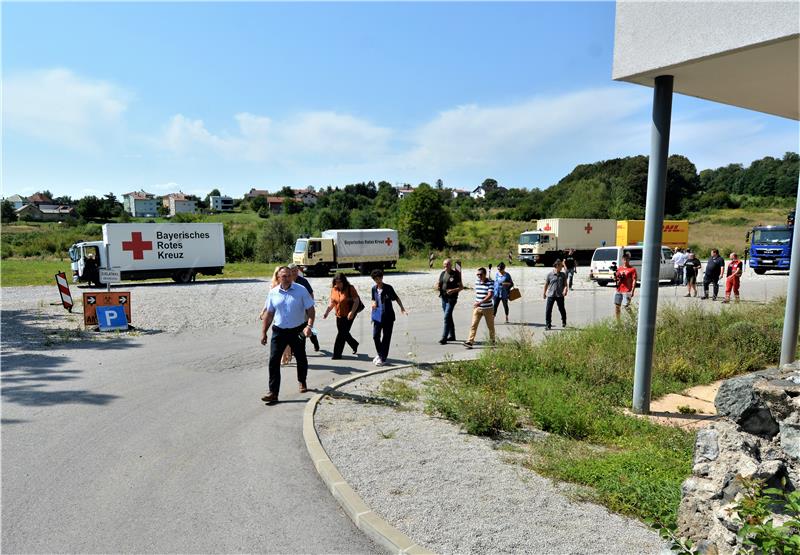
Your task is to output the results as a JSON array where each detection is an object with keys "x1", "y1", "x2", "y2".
[{"x1": 676, "y1": 363, "x2": 800, "y2": 554}]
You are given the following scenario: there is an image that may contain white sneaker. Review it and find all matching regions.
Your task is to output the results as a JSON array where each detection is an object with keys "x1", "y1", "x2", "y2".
[
  {"x1": 374, "y1": 359, "x2": 385, "y2": 366},
  {"x1": 373, "y1": 355, "x2": 381, "y2": 364}
]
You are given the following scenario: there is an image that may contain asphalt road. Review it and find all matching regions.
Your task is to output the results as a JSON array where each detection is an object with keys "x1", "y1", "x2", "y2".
[{"x1": 1, "y1": 270, "x2": 792, "y2": 553}]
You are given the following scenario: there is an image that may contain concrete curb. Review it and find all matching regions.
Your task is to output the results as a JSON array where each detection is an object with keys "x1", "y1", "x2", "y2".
[{"x1": 303, "y1": 364, "x2": 435, "y2": 555}]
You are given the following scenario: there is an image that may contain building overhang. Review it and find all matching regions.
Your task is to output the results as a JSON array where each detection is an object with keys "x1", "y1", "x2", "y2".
[{"x1": 615, "y1": 35, "x2": 799, "y2": 120}]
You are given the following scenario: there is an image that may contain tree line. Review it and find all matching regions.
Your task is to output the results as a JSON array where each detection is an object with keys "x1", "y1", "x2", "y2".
[{"x1": 2, "y1": 152, "x2": 797, "y2": 257}]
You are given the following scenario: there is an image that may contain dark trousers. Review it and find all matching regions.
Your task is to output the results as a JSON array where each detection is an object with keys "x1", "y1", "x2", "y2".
[
  {"x1": 567, "y1": 269, "x2": 575, "y2": 289},
  {"x1": 269, "y1": 325, "x2": 308, "y2": 394},
  {"x1": 372, "y1": 319, "x2": 394, "y2": 362},
  {"x1": 493, "y1": 296, "x2": 509, "y2": 318},
  {"x1": 441, "y1": 298, "x2": 457, "y2": 341},
  {"x1": 545, "y1": 296, "x2": 567, "y2": 327},
  {"x1": 703, "y1": 276, "x2": 720, "y2": 298},
  {"x1": 334, "y1": 316, "x2": 358, "y2": 357},
  {"x1": 309, "y1": 334, "x2": 320, "y2": 351}
]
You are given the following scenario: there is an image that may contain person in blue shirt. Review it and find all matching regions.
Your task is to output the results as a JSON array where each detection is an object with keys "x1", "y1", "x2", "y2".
[
  {"x1": 260, "y1": 266, "x2": 315, "y2": 405},
  {"x1": 370, "y1": 269, "x2": 407, "y2": 366},
  {"x1": 492, "y1": 262, "x2": 513, "y2": 324},
  {"x1": 289, "y1": 263, "x2": 320, "y2": 352}
]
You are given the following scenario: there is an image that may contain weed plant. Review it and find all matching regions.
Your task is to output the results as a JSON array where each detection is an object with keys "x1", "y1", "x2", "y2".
[{"x1": 425, "y1": 298, "x2": 787, "y2": 527}]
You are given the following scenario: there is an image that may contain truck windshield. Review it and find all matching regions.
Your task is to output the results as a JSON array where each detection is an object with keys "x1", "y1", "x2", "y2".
[
  {"x1": 68, "y1": 245, "x2": 81, "y2": 262},
  {"x1": 753, "y1": 229, "x2": 792, "y2": 245},
  {"x1": 519, "y1": 234, "x2": 540, "y2": 245},
  {"x1": 294, "y1": 239, "x2": 308, "y2": 253}
]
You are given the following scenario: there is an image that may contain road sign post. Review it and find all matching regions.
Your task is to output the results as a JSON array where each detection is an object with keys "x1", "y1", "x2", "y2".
[
  {"x1": 55, "y1": 272, "x2": 73, "y2": 312},
  {"x1": 83, "y1": 291, "x2": 131, "y2": 328}
]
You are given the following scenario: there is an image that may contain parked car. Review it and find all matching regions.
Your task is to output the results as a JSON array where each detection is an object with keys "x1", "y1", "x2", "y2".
[{"x1": 589, "y1": 245, "x2": 676, "y2": 286}]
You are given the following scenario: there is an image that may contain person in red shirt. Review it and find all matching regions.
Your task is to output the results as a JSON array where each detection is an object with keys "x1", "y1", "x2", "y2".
[
  {"x1": 614, "y1": 252, "x2": 638, "y2": 320},
  {"x1": 721, "y1": 252, "x2": 743, "y2": 303}
]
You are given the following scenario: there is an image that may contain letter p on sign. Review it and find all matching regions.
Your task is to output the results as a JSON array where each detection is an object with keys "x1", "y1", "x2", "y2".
[{"x1": 96, "y1": 305, "x2": 128, "y2": 331}]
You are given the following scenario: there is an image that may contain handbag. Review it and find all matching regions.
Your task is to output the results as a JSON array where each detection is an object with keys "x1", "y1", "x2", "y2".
[
  {"x1": 371, "y1": 304, "x2": 383, "y2": 323},
  {"x1": 508, "y1": 287, "x2": 522, "y2": 301},
  {"x1": 350, "y1": 287, "x2": 365, "y2": 314}
]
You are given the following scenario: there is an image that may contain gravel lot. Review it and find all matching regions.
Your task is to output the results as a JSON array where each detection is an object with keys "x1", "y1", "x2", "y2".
[
  {"x1": 316, "y1": 368, "x2": 665, "y2": 555},
  {"x1": 2, "y1": 265, "x2": 787, "y2": 352}
]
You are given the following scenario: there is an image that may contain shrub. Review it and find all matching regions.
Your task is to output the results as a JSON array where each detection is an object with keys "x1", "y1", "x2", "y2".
[{"x1": 426, "y1": 378, "x2": 517, "y2": 436}]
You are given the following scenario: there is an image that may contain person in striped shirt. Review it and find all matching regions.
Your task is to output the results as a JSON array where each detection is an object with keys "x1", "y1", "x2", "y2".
[{"x1": 463, "y1": 267, "x2": 495, "y2": 349}]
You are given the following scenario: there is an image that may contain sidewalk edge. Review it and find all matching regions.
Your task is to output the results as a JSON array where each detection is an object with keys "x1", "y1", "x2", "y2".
[{"x1": 303, "y1": 364, "x2": 435, "y2": 555}]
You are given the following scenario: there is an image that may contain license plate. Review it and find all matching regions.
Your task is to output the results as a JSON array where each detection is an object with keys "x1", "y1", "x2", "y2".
[{"x1": 762, "y1": 260, "x2": 774, "y2": 264}]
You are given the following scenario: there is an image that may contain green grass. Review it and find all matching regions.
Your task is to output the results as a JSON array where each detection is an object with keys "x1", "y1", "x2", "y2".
[
  {"x1": 1, "y1": 258, "x2": 73, "y2": 287},
  {"x1": 424, "y1": 298, "x2": 788, "y2": 527},
  {"x1": 378, "y1": 378, "x2": 419, "y2": 404}
]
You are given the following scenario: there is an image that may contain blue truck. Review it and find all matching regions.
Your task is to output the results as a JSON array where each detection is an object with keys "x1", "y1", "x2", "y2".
[{"x1": 747, "y1": 211, "x2": 794, "y2": 275}]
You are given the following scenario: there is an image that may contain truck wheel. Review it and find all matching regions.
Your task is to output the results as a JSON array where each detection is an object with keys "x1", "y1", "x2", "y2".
[
  {"x1": 597, "y1": 280, "x2": 609, "y2": 287},
  {"x1": 753, "y1": 268, "x2": 767, "y2": 275},
  {"x1": 358, "y1": 263, "x2": 371, "y2": 275},
  {"x1": 172, "y1": 270, "x2": 196, "y2": 283},
  {"x1": 524, "y1": 260, "x2": 535, "y2": 267},
  {"x1": 308, "y1": 264, "x2": 327, "y2": 277}
]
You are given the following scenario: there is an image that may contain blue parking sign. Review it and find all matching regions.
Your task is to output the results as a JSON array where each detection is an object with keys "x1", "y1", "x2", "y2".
[{"x1": 96, "y1": 305, "x2": 128, "y2": 331}]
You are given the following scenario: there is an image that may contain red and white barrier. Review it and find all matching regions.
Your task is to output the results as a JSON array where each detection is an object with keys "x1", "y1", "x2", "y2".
[{"x1": 55, "y1": 272, "x2": 73, "y2": 312}]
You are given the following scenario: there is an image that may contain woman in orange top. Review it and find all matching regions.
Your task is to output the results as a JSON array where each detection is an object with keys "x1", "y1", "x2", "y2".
[{"x1": 323, "y1": 272, "x2": 362, "y2": 359}]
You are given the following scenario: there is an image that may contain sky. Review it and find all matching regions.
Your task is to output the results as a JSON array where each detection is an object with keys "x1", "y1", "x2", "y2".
[{"x1": 3, "y1": 1, "x2": 798, "y2": 201}]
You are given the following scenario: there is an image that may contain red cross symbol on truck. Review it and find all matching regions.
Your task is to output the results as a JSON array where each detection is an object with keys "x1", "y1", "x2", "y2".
[
  {"x1": 584, "y1": 223, "x2": 593, "y2": 234},
  {"x1": 543, "y1": 223, "x2": 552, "y2": 231},
  {"x1": 122, "y1": 232, "x2": 153, "y2": 260},
  {"x1": 385, "y1": 236, "x2": 393, "y2": 247}
]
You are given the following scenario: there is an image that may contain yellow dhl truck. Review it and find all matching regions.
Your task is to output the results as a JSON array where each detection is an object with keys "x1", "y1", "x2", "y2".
[{"x1": 616, "y1": 220, "x2": 689, "y2": 249}]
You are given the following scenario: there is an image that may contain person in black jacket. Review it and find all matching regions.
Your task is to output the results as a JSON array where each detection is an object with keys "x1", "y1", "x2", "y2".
[
  {"x1": 701, "y1": 249, "x2": 725, "y2": 300},
  {"x1": 370, "y1": 269, "x2": 407, "y2": 366}
]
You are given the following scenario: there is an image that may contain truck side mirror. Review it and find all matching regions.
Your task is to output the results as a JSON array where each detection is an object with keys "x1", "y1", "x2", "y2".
[{"x1": 745, "y1": 231, "x2": 750, "y2": 243}]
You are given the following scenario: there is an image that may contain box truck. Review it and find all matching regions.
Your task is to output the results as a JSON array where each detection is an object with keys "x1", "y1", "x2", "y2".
[
  {"x1": 293, "y1": 228, "x2": 399, "y2": 276},
  {"x1": 69, "y1": 223, "x2": 225, "y2": 285},
  {"x1": 616, "y1": 220, "x2": 689, "y2": 249},
  {"x1": 518, "y1": 219, "x2": 616, "y2": 266}
]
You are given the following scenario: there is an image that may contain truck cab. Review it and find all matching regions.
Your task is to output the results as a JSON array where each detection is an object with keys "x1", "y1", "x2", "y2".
[
  {"x1": 748, "y1": 224, "x2": 793, "y2": 274},
  {"x1": 517, "y1": 231, "x2": 555, "y2": 266},
  {"x1": 293, "y1": 237, "x2": 335, "y2": 276},
  {"x1": 69, "y1": 241, "x2": 104, "y2": 285}
]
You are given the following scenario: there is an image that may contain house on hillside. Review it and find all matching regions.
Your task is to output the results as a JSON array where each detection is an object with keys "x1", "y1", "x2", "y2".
[
  {"x1": 451, "y1": 189, "x2": 470, "y2": 199},
  {"x1": 15, "y1": 204, "x2": 76, "y2": 222},
  {"x1": 5, "y1": 194, "x2": 27, "y2": 209},
  {"x1": 293, "y1": 188, "x2": 318, "y2": 206},
  {"x1": 209, "y1": 195, "x2": 234, "y2": 212},
  {"x1": 470, "y1": 183, "x2": 506, "y2": 200},
  {"x1": 266, "y1": 197, "x2": 285, "y2": 214},
  {"x1": 246, "y1": 188, "x2": 270, "y2": 199},
  {"x1": 396, "y1": 187, "x2": 415, "y2": 199},
  {"x1": 27, "y1": 192, "x2": 53, "y2": 206},
  {"x1": 162, "y1": 192, "x2": 197, "y2": 217},
  {"x1": 122, "y1": 190, "x2": 159, "y2": 218}
]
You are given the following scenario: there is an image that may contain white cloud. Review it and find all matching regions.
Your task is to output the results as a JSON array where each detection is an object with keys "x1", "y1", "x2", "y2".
[
  {"x1": 669, "y1": 116, "x2": 798, "y2": 171},
  {"x1": 404, "y1": 87, "x2": 652, "y2": 171},
  {"x1": 159, "y1": 110, "x2": 391, "y2": 163},
  {"x1": 3, "y1": 68, "x2": 131, "y2": 152}
]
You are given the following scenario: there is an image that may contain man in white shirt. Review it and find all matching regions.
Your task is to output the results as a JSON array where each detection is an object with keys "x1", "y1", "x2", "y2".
[{"x1": 672, "y1": 248, "x2": 687, "y2": 285}]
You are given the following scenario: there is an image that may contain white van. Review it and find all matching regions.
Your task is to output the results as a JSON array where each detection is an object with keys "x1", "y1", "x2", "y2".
[{"x1": 589, "y1": 245, "x2": 677, "y2": 286}]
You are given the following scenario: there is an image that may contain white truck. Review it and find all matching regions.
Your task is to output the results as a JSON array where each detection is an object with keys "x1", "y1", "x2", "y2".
[
  {"x1": 293, "y1": 228, "x2": 399, "y2": 276},
  {"x1": 69, "y1": 223, "x2": 226, "y2": 285},
  {"x1": 518, "y1": 218, "x2": 616, "y2": 266}
]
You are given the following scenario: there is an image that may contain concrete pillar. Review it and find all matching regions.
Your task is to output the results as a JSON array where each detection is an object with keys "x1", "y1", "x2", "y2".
[
  {"x1": 780, "y1": 180, "x2": 800, "y2": 365},
  {"x1": 632, "y1": 75, "x2": 674, "y2": 414}
]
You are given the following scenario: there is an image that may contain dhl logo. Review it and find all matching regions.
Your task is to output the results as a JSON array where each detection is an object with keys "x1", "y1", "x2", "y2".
[{"x1": 663, "y1": 224, "x2": 684, "y2": 232}]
